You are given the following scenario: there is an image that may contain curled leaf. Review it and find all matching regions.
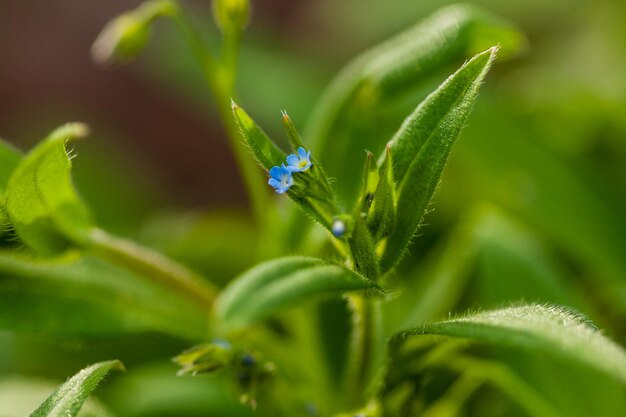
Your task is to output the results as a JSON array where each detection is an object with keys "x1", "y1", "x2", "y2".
[{"x1": 5, "y1": 123, "x2": 93, "y2": 255}]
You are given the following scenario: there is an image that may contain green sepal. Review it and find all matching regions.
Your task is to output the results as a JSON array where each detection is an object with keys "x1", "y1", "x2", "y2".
[
  {"x1": 281, "y1": 110, "x2": 306, "y2": 151},
  {"x1": 173, "y1": 342, "x2": 234, "y2": 376},
  {"x1": 367, "y1": 146, "x2": 396, "y2": 241},
  {"x1": 380, "y1": 47, "x2": 497, "y2": 272},
  {"x1": 348, "y1": 214, "x2": 380, "y2": 280},
  {"x1": 357, "y1": 151, "x2": 378, "y2": 215},
  {"x1": 4, "y1": 123, "x2": 93, "y2": 255}
]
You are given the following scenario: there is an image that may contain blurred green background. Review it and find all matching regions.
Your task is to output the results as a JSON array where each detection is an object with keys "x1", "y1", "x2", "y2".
[{"x1": 1, "y1": 0, "x2": 625, "y2": 415}]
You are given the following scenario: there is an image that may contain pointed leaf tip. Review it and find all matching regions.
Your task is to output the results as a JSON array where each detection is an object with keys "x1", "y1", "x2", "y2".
[
  {"x1": 29, "y1": 360, "x2": 124, "y2": 417},
  {"x1": 231, "y1": 103, "x2": 286, "y2": 170},
  {"x1": 380, "y1": 47, "x2": 497, "y2": 272}
]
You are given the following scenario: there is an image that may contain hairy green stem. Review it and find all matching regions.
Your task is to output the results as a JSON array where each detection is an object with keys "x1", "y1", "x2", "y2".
[{"x1": 87, "y1": 228, "x2": 217, "y2": 309}]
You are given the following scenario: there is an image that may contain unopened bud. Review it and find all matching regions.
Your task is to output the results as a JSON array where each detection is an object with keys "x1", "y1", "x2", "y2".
[
  {"x1": 212, "y1": 0, "x2": 250, "y2": 33},
  {"x1": 91, "y1": 0, "x2": 176, "y2": 65},
  {"x1": 332, "y1": 219, "x2": 347, "y2": 238}
]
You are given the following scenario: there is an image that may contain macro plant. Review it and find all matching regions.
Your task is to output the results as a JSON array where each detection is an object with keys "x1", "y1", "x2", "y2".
[{"x1": 2, "y1": 1, "x2": 626, "y2": 417}]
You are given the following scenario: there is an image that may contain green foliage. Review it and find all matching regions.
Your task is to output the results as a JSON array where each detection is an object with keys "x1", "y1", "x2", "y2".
[
  {"x1": 215, "y1": 257, "x2": 382, "y2": 329},
  {"x1": 29, "y1": 360, "x2": 124, "y2": 417},
  {"x1": 0, "y1": 138, "x2": 22, "y2": 233},
  {"x1": 232, "y1": 102, "x2": 287, "y2": 171},
  {"x1": 0, "y1": 251, "x2": 208, "y2": 339},
  {"x1": 380, "y1": 47, "x2": 497, "y2": 272},
  {"x1": 0, "y1": 138, "x2": 22, "y2": 195},
  {"x1": 4, "y1": 123, "x2": 93, "y2": 255},
  {"x1": 389, "y1": 305, "x2": 626, "y2": 384},
  {"x1": 382, "y1": 306, "x2": 626, "y2": 415},
  {"x1": 306, "y1": 4, "x2": 523, "y2": 204},
  {"x1": 0, "y1": 376, "x2": 114, "y2": 417},
  {"x1": 3, "y1": 2, "x2": 626, "y2": 417}
]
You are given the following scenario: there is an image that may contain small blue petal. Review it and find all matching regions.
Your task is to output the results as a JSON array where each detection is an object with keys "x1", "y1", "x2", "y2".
[
  {"x1": 297, "y1": 147, "x2": 307, "y2": 158},
  {"x1": 267, "y1": 165, "x2": 293, "y2": 193},
  {"x1": 269, "y1": 165, "x2": 284, "y2": 180},
  {"x1": 286, "y1": 154, "x2": 299, "y2": 166},
  {"x1": 268, "y1": 178, "x2": 281, "y2": 189},
  {"x1": 280, "y1": 163, "x2": 292, "y2": 175}
]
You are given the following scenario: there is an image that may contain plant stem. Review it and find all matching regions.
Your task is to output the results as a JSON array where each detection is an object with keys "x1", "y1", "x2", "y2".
[
  {"x1": 169, "y1": 3, "x2": 268, "y2": 227},
  {"x1": 87, "y1": 228, "x2": 217, "y2": 309},
  {"x1": 343, "y1": 294, "x2": 383, "y2": 407}
]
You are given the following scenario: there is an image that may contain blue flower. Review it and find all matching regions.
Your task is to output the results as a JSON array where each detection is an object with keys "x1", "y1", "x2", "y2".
[
  {"x1": 286, "y1": 147, "x2": 312, "y2": 172},
  {"x1": 268, "y1": 164, "x2": 293, "y2": 194}
]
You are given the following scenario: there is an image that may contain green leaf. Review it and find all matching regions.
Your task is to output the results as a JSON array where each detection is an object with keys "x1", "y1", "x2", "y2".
[
  {"x1": 29, "y1": 360, "x2": 124, "y2": 417},
  {"x1": 0, "y1": 377, "x2": 115, "y2": 417},
  {"x1": 215, "y1": 256, "x2": 382, "y2": 328},
  {"x1": 0, "y1": 138, "x2": 22, "y2": 234},
  {"x1": 5, "y1": 123, "x2": 93, "y2": 255},
  {"x1": 0, "y1": 250, "x2": 208, "y2": 340},
  {"x1": 389, "y1": 305, "x2": 626, "y2": 386},
  {"x1": 382, "y1": 305, "x2": 626, "y2": 415},
  {"x1": 380, "y1": 47, "x2": 497, "y2": 272},
  {"x1": 305, "y1": 4, "x2": 524, "y2": 204},
  {"x1": 232, "y1": 101, "x2": 286, "y2": 171},
  {"x1": 0, "y1": 137, "x2": 22, "y2": 196}
]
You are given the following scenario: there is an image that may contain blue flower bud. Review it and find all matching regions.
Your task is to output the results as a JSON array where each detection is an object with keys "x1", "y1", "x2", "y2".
[{"x1": 332, "y1": 219, "x2": 346, "y2": 237}]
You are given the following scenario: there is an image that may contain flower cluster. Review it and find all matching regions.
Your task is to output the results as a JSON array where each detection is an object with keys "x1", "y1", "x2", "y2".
[{"x1": 268, "y1": 147, "x2": 312, "y2": 194}]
